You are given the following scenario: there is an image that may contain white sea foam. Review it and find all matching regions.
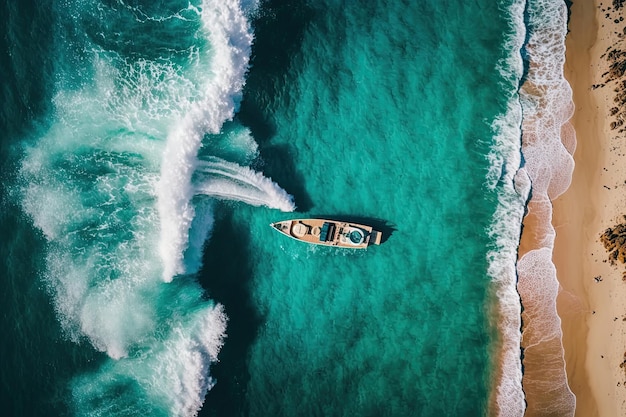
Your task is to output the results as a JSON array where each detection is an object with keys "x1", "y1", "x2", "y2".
[
  {"x1": 157, "y1": 0, "x2": 281, "y2": 282},
  {"x1": 20, "y1": 1, "x2": 273, "y2": 415},
  {"x1": 70, "y1": 298, "x2": 227, "y2": 417},
  {"x1": 485, "y1": 1, "x2": 527, "y2": 415},
  {"x1": 194, "y1": 157, "x2": 296, "y2": 211},
  {"x1": 515, "y1": 0, "x2": 576, "y2": 414},
  {"x1": 155, "y1": 304, "x2": 228, "y2": 417},
  {"x1": 517, "y1": 248, "x2": 577, "y2": 415},
  {"x1": 487, "y1": 103, "x2": 528, "y2": 417}
]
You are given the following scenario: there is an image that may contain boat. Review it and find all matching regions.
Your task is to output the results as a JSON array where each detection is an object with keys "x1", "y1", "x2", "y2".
[{"x1": 270, "y1": 218, "x2": 382, "y2": 249}]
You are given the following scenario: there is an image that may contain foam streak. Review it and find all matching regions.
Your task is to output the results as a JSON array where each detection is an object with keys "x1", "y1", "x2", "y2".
[
  {"x1": 194, "y1": 158, "x2": 296, "y2": 211},
  {"x1": 157, "y1": 0, "x2": 255, "y2": 282}
]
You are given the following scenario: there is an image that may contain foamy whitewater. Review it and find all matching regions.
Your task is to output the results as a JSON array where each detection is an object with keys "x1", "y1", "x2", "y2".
[
  {"x1": 486, "y1": 0, "x2": 529, "y2": 414},
  {"x1": 157, "y1": 1, "x2": 294, "y2": 282},
  {"x1": 18, "y1": 0, "x2": 293, "y2": 415},
  {"x1": 516, "y1": 0, "x2": 577, "y2": 415}
]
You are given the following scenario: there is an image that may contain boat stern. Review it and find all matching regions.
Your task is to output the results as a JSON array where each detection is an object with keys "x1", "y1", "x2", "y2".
[{"x1": 369, "y1": 230, "x2": 383, "y2": 245}]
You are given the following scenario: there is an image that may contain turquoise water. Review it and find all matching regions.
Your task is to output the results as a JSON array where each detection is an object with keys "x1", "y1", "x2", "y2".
[{"x1": 0, "y1": 0, "x2": 568, "y2": 416}]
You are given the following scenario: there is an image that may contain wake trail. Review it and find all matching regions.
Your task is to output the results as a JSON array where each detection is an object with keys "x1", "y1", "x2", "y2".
[{"x1": 194, "y1": 157, "x2": 296, "y2": 212}]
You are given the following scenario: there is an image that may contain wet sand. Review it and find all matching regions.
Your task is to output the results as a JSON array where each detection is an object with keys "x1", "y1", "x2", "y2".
[{"x1": 555, "y1": 0, "x2": 626, "y2": 415}]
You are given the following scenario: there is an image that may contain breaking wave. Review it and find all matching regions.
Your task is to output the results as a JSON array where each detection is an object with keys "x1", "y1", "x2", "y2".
[{"x1": 18, "y1": 0, "x2": 291, "y2": 415}]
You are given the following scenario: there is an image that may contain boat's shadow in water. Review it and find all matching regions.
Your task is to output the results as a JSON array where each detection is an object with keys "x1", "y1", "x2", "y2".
[
  {"x1": 314, "y1": 214, "x2": 396, "y2": 244},
  {"x1": 198, "y1": 207, "x2": 260, "y2": 417}
]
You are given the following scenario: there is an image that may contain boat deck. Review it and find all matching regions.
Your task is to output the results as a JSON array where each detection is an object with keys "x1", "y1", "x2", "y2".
[{"x1": 271, "y1": 218, "x2": 382, "y2": 249}]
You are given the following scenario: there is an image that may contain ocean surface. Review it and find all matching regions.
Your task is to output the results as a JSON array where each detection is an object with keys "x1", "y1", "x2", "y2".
[{"x1": 0, "y1": 0, "x2": 573, "y2": 416}]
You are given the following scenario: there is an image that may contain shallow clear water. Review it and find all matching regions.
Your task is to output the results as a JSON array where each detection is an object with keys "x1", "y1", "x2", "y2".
[{"x1": 0, "y1": 0, "x2": 572, "y2": 416}]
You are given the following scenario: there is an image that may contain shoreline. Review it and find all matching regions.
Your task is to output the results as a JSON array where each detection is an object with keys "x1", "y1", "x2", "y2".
[
  {"x1": 514, "y1": 0, "x2": 576, "y2": 414},
  {"x1": 555, "y1": 0, "x2": 626, "y2": 416}
]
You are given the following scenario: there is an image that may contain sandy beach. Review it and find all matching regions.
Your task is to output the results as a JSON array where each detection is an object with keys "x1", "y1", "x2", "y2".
[{"x1": 555, "y1": 0, "x2": 626, "y2": 416}]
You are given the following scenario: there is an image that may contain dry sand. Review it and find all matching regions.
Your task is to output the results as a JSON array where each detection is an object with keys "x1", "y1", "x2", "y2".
[{"x1": 555, "y1": 0, "x2": 626, "y2": 415}]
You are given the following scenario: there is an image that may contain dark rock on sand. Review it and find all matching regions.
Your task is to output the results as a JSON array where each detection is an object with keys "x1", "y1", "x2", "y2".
[{"x1": 600, "y1": 217, "x2": 626, "y2": 265}]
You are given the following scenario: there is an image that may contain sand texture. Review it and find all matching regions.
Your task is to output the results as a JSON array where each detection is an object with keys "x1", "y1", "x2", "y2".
[{"x1": 556, "y1": 0, "x2": 626, "y2": 415}]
